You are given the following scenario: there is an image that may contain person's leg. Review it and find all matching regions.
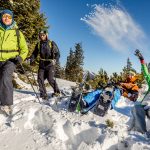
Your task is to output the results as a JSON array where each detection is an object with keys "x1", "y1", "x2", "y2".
[
  {"x1": 0, "y1": 61, "x2": 16, "y2": 106},
  {"x1": 132, "y1": 105, "x2": 147, "y2": 133},
  {"x1": 128, "y1": 108, "x2": 136, "y2": 131},
  {"x1": 37, "y1": 69, "x2": 47, "y2": 98},
  {"x1": 46, "y1": 66, "x2": 60, "y2": 94}
]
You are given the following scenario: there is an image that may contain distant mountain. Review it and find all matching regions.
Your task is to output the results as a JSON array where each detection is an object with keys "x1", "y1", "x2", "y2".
[{"x1": 83, "y1": 70, "x2": 96, "y2": 81}]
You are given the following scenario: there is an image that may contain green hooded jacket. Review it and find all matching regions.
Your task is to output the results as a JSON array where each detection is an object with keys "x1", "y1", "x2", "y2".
[
  {"x1": 0, "y1": 23, "x2": 28, "y2": 61},
  {"x1": 141, "y1": 63, "x2": 150, "y2": 92}
]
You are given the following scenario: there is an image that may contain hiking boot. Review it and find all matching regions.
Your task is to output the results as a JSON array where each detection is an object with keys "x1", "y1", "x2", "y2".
[
  {"x1": 0, "y1": 105, "x2": 12, "y2": 116},
  {"x1": 40, "y1": 93, "x2": 48, "y2": 100},
  {"x1": 52, "y1": 92, "x2": 60, "y2": 97}
]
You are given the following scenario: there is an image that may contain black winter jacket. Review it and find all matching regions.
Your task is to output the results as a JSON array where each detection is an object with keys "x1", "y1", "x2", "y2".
[{"x1": 31, "y1": 40, "x2": 60, "y2": 69}]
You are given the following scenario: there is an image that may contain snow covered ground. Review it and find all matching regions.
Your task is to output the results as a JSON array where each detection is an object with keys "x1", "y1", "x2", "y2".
[{"x1": 0, "y1": 78, "x2": 150, "y2": 150}]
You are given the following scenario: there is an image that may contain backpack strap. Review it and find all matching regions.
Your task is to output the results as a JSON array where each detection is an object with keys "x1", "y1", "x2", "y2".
[
  {"x1": 37, "y1": 40, "x2": 52, "y2": 50},
  {"x1": 49, "y1": 40, "x2": 52, "y2": 48},
  {"x1": 16, "y1": 29, "x2": 20, "y2": 53}
]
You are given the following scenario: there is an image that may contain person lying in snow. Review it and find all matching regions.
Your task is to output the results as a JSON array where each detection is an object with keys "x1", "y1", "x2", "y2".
[
  {"x1": 68, "y1": 82, "x2": 122, "y2": 116},
  {"x1": 119, "y1": 72, "x2": 139, "y2": 102},
  {"x1": 128, "y1": 49, "x2": 150, "y2": 139}
]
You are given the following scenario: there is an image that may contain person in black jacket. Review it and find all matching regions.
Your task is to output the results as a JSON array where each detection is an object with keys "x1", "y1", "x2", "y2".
[{"x1": 30, "y1": 29, "x2": 60, "y2": 99}]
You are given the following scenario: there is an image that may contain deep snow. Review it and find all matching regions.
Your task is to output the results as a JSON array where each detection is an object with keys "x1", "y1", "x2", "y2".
[{"x1": 0, "y1": 77, "x2": 150, "y2": 150}]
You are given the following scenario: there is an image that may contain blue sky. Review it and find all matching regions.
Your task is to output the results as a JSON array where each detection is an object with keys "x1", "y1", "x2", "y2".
[{"x1": 40, "y1": 0, "x2": 150, "y2": 75}]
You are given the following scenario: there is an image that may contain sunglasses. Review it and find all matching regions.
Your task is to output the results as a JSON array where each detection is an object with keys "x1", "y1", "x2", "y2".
[
  {"x1": 40, "y1": 34, "x2": 46, "y2": 37},
  {"x1": 2, "y1": 14, "x2": 12, "y2": 19}
]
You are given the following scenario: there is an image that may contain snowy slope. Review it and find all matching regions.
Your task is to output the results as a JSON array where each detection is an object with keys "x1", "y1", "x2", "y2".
[{"x1": 0, "y1": 78, "x2": 150, "y2": 150}]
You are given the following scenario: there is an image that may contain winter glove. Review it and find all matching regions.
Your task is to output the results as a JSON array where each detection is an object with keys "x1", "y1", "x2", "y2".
[
  {"x1": 51, "y1": 59, "x2": 56, "y2": 65},
  {"x1": 9, "y1": 56, "x2": 22, "y2": 65},
  {"x1": 25, "y1": 57, "x2": 30, "y2": 64},
  {"x1": 15, "y1": 56, "x2": 23, "y2": 64},
  {"x1": 29, "y1": 57, "x2": 35, "y2": 65},
  {"x1": 134, "y1": 49, "x2": 144, "y2": 60}
]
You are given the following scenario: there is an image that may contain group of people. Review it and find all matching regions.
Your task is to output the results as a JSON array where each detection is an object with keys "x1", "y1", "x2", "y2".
[
  {"x1": 0, "y1": 9, "x2": 60, "y2": 115},
  {"x1": 0, "y1": 8, "x2": 150, "y2": 138}
]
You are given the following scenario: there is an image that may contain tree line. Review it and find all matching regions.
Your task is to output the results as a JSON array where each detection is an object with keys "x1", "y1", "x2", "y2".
[{"x1": 0, "y1": 1, "x2": 146, "y2": 89}]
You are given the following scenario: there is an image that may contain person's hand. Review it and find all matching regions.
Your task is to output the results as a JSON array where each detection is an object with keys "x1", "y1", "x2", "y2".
[
  {"x1": 25, "y1": 57, "x2": 30, "y2": 63},
  {"x1": 15, "y1": 56, "x2": 22, "y2": 65},
  {"x1": 29, "y1": 57, "x2": 35, "y2": 65},
  {"x1": 134, "y1": 49, "x2": 144, "y2": 60},
  {"x1": 51, "y1": 59, "x2": 56, "y2": 65}
]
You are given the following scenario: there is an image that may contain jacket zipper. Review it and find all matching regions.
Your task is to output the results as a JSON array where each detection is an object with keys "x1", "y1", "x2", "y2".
[{"x1": 5, "y1": 33, "x2": 10, "y2": 42}]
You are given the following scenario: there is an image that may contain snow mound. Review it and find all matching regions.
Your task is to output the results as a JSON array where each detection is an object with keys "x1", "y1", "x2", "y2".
[{"x1": 0, "y1": 79, "x2": 150, "y2": 150}]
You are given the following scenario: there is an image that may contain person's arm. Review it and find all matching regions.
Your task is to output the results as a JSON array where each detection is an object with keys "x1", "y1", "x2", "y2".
[
  {"x1": 120, "y1": 83, "x2": 133, "y2": 90},
  {"x1": 30, "y1": 43, "x2": 39, "y2": 63},
  {"x1": 19, "y1": 31, "x2": 29, "y2": 61},
  {"x1": 52, "y1": 41, "x2": 60, "y2": 62},
  {"x1": 135, "y1": 49, "x2": 150, "y2": 85}
]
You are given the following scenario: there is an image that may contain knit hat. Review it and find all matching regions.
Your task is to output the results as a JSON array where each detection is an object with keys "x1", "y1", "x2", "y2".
[
  {"x1": 39, "y1": 28, "x2": 48, "y2": 40},
  {"x1": 0, "y1": 9, "x2": 14, "y2": 29},
  {"x1": 39, "y1": 28, "x2": 48, "y2": 35},
  {"x1": 1, "y1": 9, "x2": 14, "y2": 18}
]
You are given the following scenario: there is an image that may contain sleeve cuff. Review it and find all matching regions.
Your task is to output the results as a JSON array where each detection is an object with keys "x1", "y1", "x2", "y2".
[{"x1": 140, "y1": 59, "x2": 145, "y2": 64}]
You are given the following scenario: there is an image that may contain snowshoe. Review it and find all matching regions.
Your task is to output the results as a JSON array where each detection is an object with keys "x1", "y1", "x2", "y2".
[
  {"x1": 0, "y1": 105, "x2": 12, "y2": 116},
  {"x1": 80, "y1": 89, "x2": 102, "y2": 114},
  {"x1": 94, "y1": 89, "x2": 114, "y2": 117},
  {"x1": 68, "y1": 91, "x2": 82, "y2": 112}
]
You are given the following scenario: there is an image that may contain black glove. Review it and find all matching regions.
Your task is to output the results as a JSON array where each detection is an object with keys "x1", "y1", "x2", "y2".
[
  {"x1": 9, "y1": 56, "x2": 22, "y2": 65},
  {"x1": 15, "y1": 56, "x2": 23, "y2": 65},
  {"x1": 29, "y1": 57, "x2": 35, "y2": 65},
  {"x1": 134, "y1": 49, "x2": 144, "y2": 60},
  {"x1": 26, "y1": 57, "x2": 33, "y2": 64}
]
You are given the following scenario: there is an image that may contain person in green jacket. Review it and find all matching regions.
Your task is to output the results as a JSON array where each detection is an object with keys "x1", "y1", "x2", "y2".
[
  {"x1": 0, "y1": 9, "x2": 28, "y2": 115},
  {"x1": 128, "y1": 49, "x2": 150, "y2": 139}
]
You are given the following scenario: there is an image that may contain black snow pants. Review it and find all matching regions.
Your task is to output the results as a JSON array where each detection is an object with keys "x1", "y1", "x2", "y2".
[
  {"x1": 37, "y1": 65, "x2": 60, "y2": 96},
  {"x1": 0, "y1": 61, "x2": 16, "y2": 106},
  {"x1": 131, "y1": 105, "x2": 147, "y2": 133}
]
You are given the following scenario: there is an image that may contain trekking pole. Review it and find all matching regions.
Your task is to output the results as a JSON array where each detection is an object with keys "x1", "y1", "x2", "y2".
[
  {"x1": 30, "y1": 68, "x2": 39, "y2": 92},
  {"x1": 18, "y1": 63, "x2": 41, "y2": 103}
]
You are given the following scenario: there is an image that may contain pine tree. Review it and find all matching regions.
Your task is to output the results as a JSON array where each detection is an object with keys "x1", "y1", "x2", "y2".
[
  {"x1": 122, "y1": 57, "x2": 136, "y2": 81},
  {"x1": 60, "y1": 67, "x2": 66, "y2": 79},
  {"x1": 65, "y1": 43, "x2": 84, "y2": 82},
  {"x1": 89, "y1": 68, "x2": 109, "y2": 89},
  {"x1": 110, "y1": 72, "x2": 120, "y2": 83},
  {"x1": 127, "y1": 57, "x2": 132, "y2": 72},
  {"x1": 74, "y1": 43, "x2": 84, "y2": 82},
  {"x1": 55, "y1": 61, "x2": 62, "y2": 78},
  {"x1": 65, "y1": 48, "x2": 75, "y2": 81},
  {"x1": 0, "y1": 0, "x2": 47, "y2": 55}
]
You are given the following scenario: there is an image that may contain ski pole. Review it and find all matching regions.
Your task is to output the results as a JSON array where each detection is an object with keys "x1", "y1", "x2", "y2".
[
  {"x1": 30, "y1": 68, "x2": 39, "y2": 92},
  {"x1": 18, "y1": 63, "x2": 41, "y2": 103}
]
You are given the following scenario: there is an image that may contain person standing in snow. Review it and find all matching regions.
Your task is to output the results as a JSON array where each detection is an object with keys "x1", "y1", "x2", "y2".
[
  {"x1": 0, "y1": 9, "x2": 28, "y2": 115},
  {"x1": 129, "y1": 49, "x2": 150, "y2": 138},
  {"x1": 29, "y1": 28, "x2": 60, "y2": 99}
]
